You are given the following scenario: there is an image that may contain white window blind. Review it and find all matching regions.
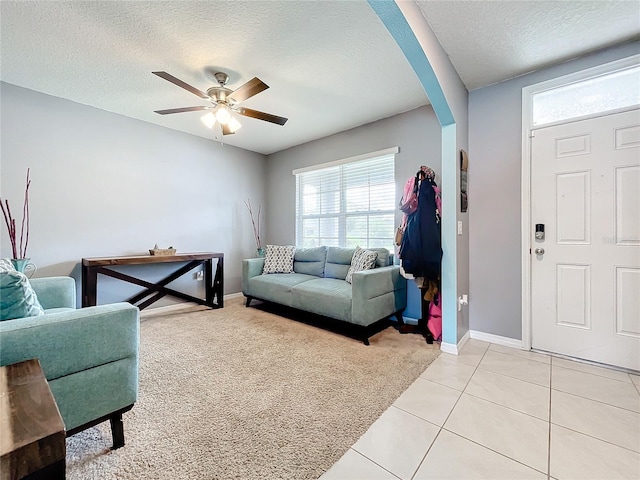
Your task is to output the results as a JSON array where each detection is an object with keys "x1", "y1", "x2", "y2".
[{"x1": 295, "y1": 151, "x2": 396, "y2": 251}]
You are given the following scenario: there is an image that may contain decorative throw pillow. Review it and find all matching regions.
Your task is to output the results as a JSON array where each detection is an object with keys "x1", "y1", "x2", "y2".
[
  {"x1": 0, "y1": 258, "x2": 16, "y2": 272},
  {"x1": 262, "y1": 245, "x2": 296, "y2": 274},
  {"x1": 345, "y1": 247, "x2": 379, "y2": 284},
  {"x1": 0, "y1": 270, "x2": 45, "y2": 321}
]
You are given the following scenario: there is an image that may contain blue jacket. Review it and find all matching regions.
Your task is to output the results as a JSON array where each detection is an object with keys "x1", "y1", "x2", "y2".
[{"x1": 399, "y1": 177, "x2": 442, "y2": 280}]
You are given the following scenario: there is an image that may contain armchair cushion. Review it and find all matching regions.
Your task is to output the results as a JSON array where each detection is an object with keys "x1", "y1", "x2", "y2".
[
  {"x1": 0, "y1": 270, "x2": 44, "y2": 321},
  {"x1": 0, "y1": 303, "x2": 139, "y2": 380}
]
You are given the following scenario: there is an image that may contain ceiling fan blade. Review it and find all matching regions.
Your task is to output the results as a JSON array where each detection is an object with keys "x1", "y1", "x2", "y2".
[
  {"x1": 152, "y1": 71, "x2": 209, "y2": 99},
  {"x1": 238, "y1": 108, "x2": 288, "y2": 126},
  {"x1": 229, "y1": 77, "x2": 269, "y2": 103},
  {"x1": 221, "y1": 123, "x2": 235, "y2": 136},
  {"x1": 154, "y1": 106, "x2": 213, "y2": 115}
]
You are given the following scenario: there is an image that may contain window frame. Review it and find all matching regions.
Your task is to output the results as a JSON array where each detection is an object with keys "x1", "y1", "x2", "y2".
[{"x1": 293, "y1": 147, "x2": 398, "y2": 250}]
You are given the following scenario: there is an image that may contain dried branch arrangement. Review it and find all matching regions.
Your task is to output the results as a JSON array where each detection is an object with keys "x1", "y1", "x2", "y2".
[
  {"x1": 244, "y1": 199, "x2": 262, "y2": 250},
  {"x1": 1, "y1": 168, "x2": 32, "y2": 259}
]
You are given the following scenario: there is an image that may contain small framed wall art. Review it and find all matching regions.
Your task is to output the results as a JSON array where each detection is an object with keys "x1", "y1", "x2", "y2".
[{"x1": 460, "y1": 149, "x2": 468, "y2": 213}]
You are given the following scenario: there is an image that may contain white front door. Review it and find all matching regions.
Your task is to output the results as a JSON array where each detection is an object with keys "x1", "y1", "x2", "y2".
[{"x1": 531, "y1": 109, "x2": 640, "y2": 371}]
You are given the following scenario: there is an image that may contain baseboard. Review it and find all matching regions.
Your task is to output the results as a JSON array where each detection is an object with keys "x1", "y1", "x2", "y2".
[
  {"x1": 470, "y1": 330, "x2": 522, "y2": 349},
  {"x1": 224, "y1": 292, "x2": 244, "y2": 300},
  {"x1": 440, "y1": 342, "x2": 457, "y2": 354},
  {"x1": 140, "y1": 292, "x2": 243, "y2": 318},
  {"x1": 140, "y1": 303, "x2": 197, "y2": 317},
  {"x1": 440, "y1": 329, "x2": 470, "y2": 355}
]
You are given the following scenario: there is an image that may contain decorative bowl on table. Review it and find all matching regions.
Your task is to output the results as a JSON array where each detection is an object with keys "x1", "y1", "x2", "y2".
[{"x1": 149, "y1": 245, "x2": 176, "y2": 256}]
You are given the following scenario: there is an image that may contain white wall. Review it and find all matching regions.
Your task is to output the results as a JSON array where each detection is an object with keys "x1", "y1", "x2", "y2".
[
  {"x1": 468, "y1": 41, "x2": 640, "y2": 340},
  {"x1": 0, "y1": 82, "x2": 266, "y2": 306},
  {"x1": 264, "y1": 105, "x2": 441, "y2": 320}
]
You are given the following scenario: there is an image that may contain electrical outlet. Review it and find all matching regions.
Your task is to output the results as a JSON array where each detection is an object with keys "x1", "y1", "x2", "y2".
[
  {"x1": 195, "y1": 271, "x2": 204, "y2": 281},
  {"x1": 457, "y1": 221, "x2": 463, "y2": 235},
  {"x1": 458, "y1": 294, "x2": 469, "y2": 312}
]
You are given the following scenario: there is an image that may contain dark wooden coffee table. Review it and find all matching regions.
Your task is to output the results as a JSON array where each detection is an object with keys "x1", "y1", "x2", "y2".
[{"x1": 0, "y1": 359, "x2": 66, "y2": 480}]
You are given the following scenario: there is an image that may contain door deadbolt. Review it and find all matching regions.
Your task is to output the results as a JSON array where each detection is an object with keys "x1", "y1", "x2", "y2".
[{"x1": 535, "y1": 248, "x2": 545, "y2": 255}]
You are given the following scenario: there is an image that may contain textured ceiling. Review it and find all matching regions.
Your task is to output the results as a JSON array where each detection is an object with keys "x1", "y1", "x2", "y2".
[
  {"x1": 1, "y1": 1, "x2": 638, "y2": 155},
  {"x1": 417, "y1": 0, "x2": 640, "y2": 91}
]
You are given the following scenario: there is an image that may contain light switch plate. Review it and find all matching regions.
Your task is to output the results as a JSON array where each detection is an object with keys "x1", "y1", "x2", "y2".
[{"x1": 457, "y1": 221, "x2": 463, "y2": 235}]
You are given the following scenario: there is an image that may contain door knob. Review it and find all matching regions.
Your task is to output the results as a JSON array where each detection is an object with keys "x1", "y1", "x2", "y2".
[{"x1": 535, "y1": 248, "x2": 545, "y2": 255}]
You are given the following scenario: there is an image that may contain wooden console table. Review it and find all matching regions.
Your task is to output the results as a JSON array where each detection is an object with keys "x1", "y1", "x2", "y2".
[
  {"x1": 82, "y1": 252, "x2": 224, "y2": 310},
  {"x1": 0, "y1": 359, "x2": 66, "y2": 480}
]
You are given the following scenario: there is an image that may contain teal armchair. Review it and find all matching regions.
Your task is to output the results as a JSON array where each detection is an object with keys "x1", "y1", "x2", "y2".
[{"x1": 0, "y1": 276, "x2": 140, "y2": 449}]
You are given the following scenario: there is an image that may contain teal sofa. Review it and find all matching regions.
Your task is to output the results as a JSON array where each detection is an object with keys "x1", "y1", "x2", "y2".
[
  {"x1": 0, "y1": 276, "x2": 139, "y2": 449},
  {"x1": 242, "y1": 246, "x2": 407, "y2": 344}
]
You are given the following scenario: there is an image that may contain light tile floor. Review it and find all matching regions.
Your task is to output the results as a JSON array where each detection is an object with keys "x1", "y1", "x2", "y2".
[{"x1": 320, "y1": 339, "x2": 640, "y2": 480}]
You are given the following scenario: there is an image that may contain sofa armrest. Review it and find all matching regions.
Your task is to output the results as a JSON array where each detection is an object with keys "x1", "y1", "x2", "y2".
[
  {"x1": 350, "y1": 266, "x2": 407, "y2": 327},
  {"x1": 0, "y1": 303, "x2": 139, "y2": 381},
  {"x1": 242, "y1": 258, "x2": 265, "y2": 294},
  {"x1": 30, "y1": 276, "x2": 76, "y2": 309},
  {"x1": 351, "y1": 265, "x2": 406, "y2": 301}
]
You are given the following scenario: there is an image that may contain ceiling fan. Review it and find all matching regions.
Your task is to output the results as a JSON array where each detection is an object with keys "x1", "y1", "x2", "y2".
[{"x1": 152, "y1": 71, "x2": 288, "y2": 135}]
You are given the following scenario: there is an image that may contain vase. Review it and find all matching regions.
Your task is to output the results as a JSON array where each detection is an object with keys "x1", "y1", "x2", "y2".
[
  {"x1": 256, "y1": 248, "x2": 265, "y2": 257},
  {"x1": 11, "y1": 258, "x2": 37, "y2": 277}
]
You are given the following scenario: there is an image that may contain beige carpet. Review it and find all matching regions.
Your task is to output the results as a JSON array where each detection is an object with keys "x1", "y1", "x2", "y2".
[{"x1": 66, "y1": 298, "x2": 440, "y2": 480}]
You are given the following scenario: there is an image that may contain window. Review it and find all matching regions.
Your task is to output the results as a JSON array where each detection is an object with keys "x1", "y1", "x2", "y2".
[
  {"x1": 531, "y1": 63, "x2": 640, "y2": 127},
  {"x1": 294, "y1": 148, "x2": 397, "y2": 251}
]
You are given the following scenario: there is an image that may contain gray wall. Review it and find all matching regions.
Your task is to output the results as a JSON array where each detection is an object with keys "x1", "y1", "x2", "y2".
[
  {"x1": 265, "y1": 105, "x2": 441, "y2": 320},
  {"x1": 468, "y1": 41, "x2": 639, "y2": 340},
  {"x1": 395, "y1": 0, "x2": 470, "y2": 343},
  {"x1": 447, "y1": 71, "x2": 470, "y2": 345},
  {"x1": 0, "y1": 82, "x2": 266, "y2": 307}
]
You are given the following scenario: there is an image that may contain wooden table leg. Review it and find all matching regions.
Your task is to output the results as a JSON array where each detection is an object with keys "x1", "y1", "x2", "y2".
[
  {"x1": 213, "y1": 257, "x2": 224, "y2": 308},
  {"x1": 204, "y1": 259, "x2": 213, "y2": 307},
  {"x1": 82, "y1": 265, "x2": 98, "y2": 307}
]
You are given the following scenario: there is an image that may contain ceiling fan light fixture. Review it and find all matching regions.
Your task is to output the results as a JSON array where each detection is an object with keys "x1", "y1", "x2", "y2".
[
  {"x1": 153, "y1": 71, "x2": 288, "y2": 132},
  {"x1": 228, "y1": 116, "x2": 242, "y2": 133},
  {"x1": 214, "y1": 104, "x2": 231, "y2": 125},
  {"x1": 201, "y1": 112, "x2": 216, "y2": 129}
]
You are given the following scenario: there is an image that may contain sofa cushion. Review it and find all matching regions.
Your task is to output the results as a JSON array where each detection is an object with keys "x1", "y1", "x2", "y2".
[
  {"x1": 0, "y1": 270, "x2": 45, "y2": 321},
  {"x1": 324, "y1": 247, "x2": 356, "y2": 280},
  {"x1": 263, "y1": 245, "x2": 296, "y2": 274},
  {"x1": 291, "y1": 278, "x2": 352, "y2": 322},
  {"x1": 369, "y1": 248, "x2": 391, "y2": 267},
  {"x1": 293, "y1": 246, "x2": 327, "y2": 277},
  {"x1": 248, "y1": 273, "x2": 317, "y2": 307},
  {"x1": 345, "y1": 247, "x2": 379, "y2": 284}
]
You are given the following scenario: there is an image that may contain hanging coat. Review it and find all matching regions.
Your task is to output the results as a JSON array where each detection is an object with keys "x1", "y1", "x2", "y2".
[{"x1": 399, "y1": 177, "x2": 442, "y2": 281}]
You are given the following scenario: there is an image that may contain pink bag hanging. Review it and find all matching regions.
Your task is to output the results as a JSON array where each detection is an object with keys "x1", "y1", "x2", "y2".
[
  {"x1": 399, "y1": 176, "x2": 419, "y2": 215},
  {"x1": 427, "y1": 293, "x2": 442, "y2": 342}
]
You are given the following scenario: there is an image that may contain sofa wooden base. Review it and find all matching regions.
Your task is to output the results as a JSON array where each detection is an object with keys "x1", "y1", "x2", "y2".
[
  {"x1": 245, "y1": 296, "x2": 403, "y2": 346},
  {"x1": 66, "y1": 404, "x2": 134, "y2": 450}
]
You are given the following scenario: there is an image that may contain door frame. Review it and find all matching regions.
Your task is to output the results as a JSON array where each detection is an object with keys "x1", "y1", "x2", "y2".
[{"x1": 520, "y1": 54, "x2": 640, "y2": 351}]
